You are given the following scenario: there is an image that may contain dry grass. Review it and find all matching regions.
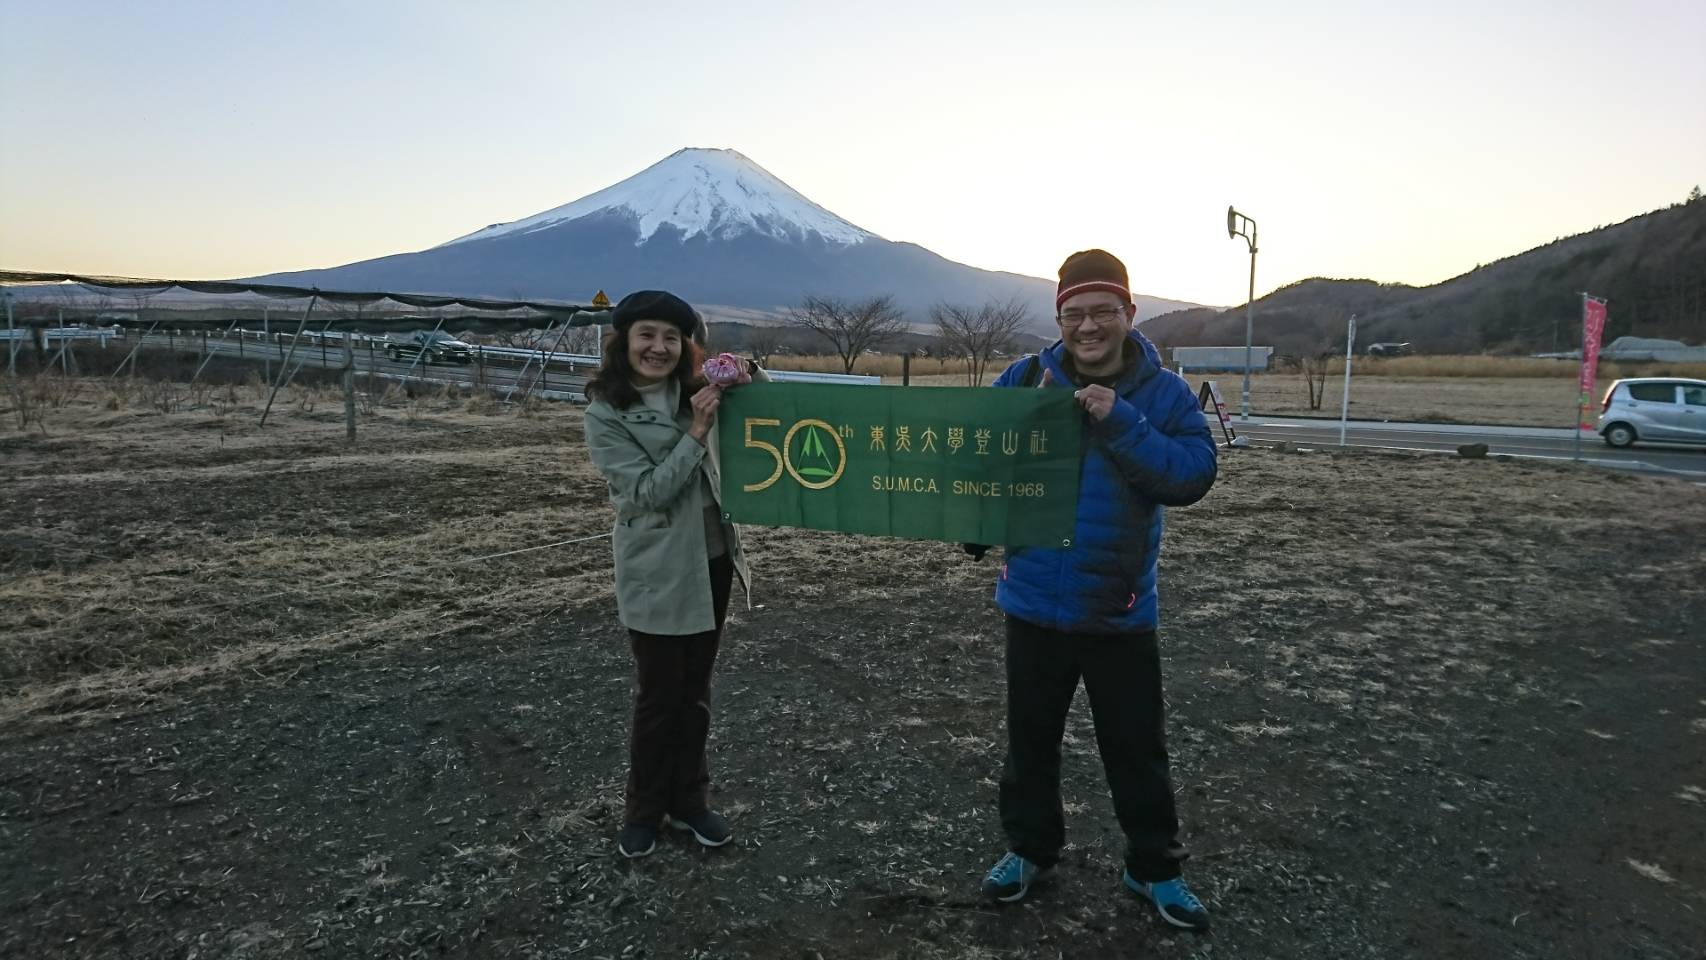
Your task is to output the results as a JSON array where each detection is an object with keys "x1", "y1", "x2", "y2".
[
  {"x1": 0, "y1": 384, "x2": 614, "y2": 718},
  {"x1": 884, "y1": 366, "x2": 1639, "y2": 428},
  {"x1": 1235, "y1": 374, "x2": 1585, "y2": 426},
  {"x1": 769, "y1": 351, "x2": 1706, "y2": 382},
  {"x1": 1316, "y1": 355, "x2": 1706, "y2": 379},
  {"x1": 768, "y1": 354, "x2": 972, "y2": 378},
  {"x1": 6, "y1": 385, "x2": 1697, "y2": 715}
]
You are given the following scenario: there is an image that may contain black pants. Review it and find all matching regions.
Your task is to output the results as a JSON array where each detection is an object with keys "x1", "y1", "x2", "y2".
[
  {"x1": 999, "y1": 614, "x2": 1187, "y2": 881},
  {"x1": 624, "y1": 553, "x2": 734, "y2": 826}
]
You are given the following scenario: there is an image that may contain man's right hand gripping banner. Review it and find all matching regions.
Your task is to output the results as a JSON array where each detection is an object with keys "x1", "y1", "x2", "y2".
[{"x1": 717, "y1": 383, "x2": 1082, "y2": 548}]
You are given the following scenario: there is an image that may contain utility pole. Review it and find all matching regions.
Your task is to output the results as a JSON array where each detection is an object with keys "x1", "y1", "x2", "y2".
[{"x1": 1226, "y1": 206, "x2": 1259, "y2": 421}]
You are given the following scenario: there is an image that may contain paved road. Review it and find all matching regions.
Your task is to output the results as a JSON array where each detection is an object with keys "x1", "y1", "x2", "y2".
[{"x1": 1232, "y1": 415, "x2": 1706, "y2": 480}]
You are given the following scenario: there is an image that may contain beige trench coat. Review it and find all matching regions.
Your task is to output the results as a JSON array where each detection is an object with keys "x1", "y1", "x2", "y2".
[{"x1": 583, "y1": 377, "x2": 757, "y2": 635}]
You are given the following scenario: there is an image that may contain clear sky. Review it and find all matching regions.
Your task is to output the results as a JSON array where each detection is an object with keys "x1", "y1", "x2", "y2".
[{"x1": 1, "y1": 0, "x2": 1701, "y2": 308}]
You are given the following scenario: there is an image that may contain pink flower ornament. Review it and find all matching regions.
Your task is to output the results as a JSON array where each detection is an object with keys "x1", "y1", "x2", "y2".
[{"x1": 703, "y1": 352, "x2": 747, "y2": 386}]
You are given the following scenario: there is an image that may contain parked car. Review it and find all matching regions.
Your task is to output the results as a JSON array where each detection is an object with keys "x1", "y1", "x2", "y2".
[
  {"x1": 1596, "y1": 377, "x2": 1706, "y2": 448},
  {"x1": 1366, "y1": 342, "x2": 1410, "y2": 357},
  {"x1": 385, "y1": 331, "x2": 473, "y2": 365}
]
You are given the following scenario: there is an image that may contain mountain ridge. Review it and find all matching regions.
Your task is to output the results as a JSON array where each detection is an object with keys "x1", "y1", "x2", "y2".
[
  {"x1": 1141, "y1": 197, "x2": 1706, "y2": 356},
  {"x1": 248, "y1": 148, "x2": 1204, "y2": 335}
]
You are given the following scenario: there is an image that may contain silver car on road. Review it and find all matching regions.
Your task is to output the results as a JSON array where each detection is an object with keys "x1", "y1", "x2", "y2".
[{"x1": 1597, "y1": 377, "x2": 1706, "y2": 448}]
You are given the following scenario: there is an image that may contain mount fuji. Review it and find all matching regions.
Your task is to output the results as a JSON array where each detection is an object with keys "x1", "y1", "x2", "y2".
[{"x1": 252, "y1": 148, "x2": 1203, "y2": 334}]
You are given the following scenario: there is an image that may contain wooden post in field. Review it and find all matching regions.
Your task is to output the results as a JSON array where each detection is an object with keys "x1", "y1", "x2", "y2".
[
  {"x1": 902, "y1": 352, "x2": 911, "y2": 386},
  {"x1": 343, "y1": 330, "x2": 356, "y2": 442},
  {"x1": 45, "y1": 332, "x2": 73, "y2": 377},
  {"x1": 503, "y1": 318, "x2": 562, "y2": 404},
  {"x1": 58, "y1": 309, "x2": 70, "y2": 375},
  {"x1": 259, "y1": 293, "x2": 319, "y2": 428},
  {"x1": 110, "y1": 319, "x2": 159, "y2": 381},
  {"x1": 1339, "y1": 315, "x2": 1357, "y2": 447},
  {"x1": 5, "y1": 292, "x2": 15, "y2": 376},
  {"x1": 191, "y1": 318, "x2": 240, "y2": 386}
]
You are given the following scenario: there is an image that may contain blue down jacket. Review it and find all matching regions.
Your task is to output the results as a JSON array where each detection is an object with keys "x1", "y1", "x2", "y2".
[{"x1": 992, "y1": 330, "x2": 1217, "y2": 634}]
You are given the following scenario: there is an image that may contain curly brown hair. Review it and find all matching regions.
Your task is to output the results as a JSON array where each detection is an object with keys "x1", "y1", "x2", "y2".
[{"x1": 584, "y1": 325, "x2": 708, "y2": 411}]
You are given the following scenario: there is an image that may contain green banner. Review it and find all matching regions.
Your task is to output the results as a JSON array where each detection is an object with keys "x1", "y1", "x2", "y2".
[{"x1": 717, "y1": 383, "x2": 1082, "y2": 547}]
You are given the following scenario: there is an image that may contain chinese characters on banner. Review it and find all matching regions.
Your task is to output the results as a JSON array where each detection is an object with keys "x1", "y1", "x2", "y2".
[
  {"x1": 716, "y1": 383, "x2": 1083, "y2": 547},
  {"x1": 1578, "y1": 296, "x2": 1608, "y2": 430}
]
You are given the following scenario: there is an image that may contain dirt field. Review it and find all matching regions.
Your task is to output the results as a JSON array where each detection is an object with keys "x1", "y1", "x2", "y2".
[{"x1": 3, "y1": 387, "x2": 1705, "y2": 959}]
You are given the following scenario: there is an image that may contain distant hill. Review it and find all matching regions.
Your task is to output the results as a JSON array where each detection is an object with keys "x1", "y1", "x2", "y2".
[{"x1": 1143, "y1": 196, "x2": 1706, "y2": 356}]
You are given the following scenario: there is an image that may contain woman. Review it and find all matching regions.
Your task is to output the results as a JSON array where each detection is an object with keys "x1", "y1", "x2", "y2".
[{"x1": 582, "y1": 289, "x2": 762, "y2": 859}]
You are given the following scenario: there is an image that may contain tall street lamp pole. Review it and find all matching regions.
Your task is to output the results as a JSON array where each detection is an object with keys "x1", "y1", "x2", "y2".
[{"x1": 1227, "y1": 206, "x2": 1258, "y2": 421}]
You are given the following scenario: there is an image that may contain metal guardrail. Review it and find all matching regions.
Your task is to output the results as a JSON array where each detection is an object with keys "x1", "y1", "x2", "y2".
[
  {"x1": 766, "y1": 369, "x2": 880, "y2": 385},
  {"x1": 473, "y1": 346, "x2": 601, "y2": 365},
  {"x1": 204, "y1": 329, "x2": 600, "y2": 370},
  {"x1": 36, "y1": 326, "x2": 882, "y2": 389},
  {"x1": 3, "y1": 327, "x2": 120, "y2": 344},
  {"x1": 111, "y1": 330, "x2": 598, "y2": 401}
]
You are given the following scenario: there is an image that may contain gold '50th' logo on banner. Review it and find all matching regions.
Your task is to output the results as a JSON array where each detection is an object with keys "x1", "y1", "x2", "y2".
[{"x1": 743, "y1": 418, "x2": 847, "y2": 492}]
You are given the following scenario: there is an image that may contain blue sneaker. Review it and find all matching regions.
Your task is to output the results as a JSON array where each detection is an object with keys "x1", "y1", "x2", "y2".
[
  {"x1": 982, "y1": 852, "x2": 1051, "y2": 902},
  {"x1": 1123, "y1": 871, "x2": 1210, "y2": 932}
]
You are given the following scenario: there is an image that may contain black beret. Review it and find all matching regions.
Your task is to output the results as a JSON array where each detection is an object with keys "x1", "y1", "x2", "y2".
[{"x1": 610, "y1": 290, "x2": 701, "y2": 337}]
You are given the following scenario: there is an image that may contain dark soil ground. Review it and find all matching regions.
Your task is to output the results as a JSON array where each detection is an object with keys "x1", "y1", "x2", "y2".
[{"x1": 2, "y1": 387, "x2": 1704, "y2": 959}]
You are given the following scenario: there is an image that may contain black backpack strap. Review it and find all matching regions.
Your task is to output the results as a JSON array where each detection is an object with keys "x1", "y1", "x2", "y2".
[{"x1": 1018, "y1": 354, "x2": 1043, "y2": 388}]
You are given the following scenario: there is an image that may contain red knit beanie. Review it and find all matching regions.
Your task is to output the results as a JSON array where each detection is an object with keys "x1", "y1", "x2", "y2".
[{"x1": 1056, "y1": 249, "x2": 1131, "y2": 310}]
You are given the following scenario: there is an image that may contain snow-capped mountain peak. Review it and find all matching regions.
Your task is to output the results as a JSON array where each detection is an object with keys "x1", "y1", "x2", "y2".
[{"x1": 439, "y1": 148, "x2": 878, "y2": 248}]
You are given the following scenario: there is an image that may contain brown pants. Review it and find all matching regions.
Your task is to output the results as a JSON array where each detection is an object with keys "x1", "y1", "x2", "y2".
[{"x1": 624, "y1": 553, "x2": 734, "y2": 826}]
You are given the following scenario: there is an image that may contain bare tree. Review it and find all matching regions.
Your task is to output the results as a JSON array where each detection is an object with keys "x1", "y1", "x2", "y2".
[
  {"x1": 126, "y1": 289, "x2": 156, "y2": 325},
  {"x1": 744, "y1": 324, "x2": 788, "y2": 366},
  {"x1": 7, "y1": 377, "x2": 45, "y2": 434},
  {"x1": 559, "y1": 324, "x2": 600, "y2": 356},
  {"x1": 488, "y1": 295, "x2": 549, "y2": 350},
  {"x1": 87, "y1": 290, "x2": 116, "y2": 326},
  {"x1": 931, "y1": 296, "x2": 1030, "y2": 386},
  {"x1": 1300, "y1": 350, "x2": 1333, "y2": 410},
  {"x1": 490, "y1": 327, "x2": 542, "y2": 349},
  {"x1": 47, "y1": 283, "x2": 97, "y2": 325},
  {"x1": 785, "y1": 294, "x2": 907, "y2": 374}
]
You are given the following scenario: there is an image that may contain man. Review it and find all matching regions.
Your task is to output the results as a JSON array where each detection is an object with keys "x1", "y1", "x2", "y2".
[{"x1": 974, "y1": 249, "x2": 1218, "y2": 932}]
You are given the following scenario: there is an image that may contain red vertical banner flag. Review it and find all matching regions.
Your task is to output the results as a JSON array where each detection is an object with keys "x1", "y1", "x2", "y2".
[{"x1": 1577, "y1": 295, "x2": 1609, "y2": 430}]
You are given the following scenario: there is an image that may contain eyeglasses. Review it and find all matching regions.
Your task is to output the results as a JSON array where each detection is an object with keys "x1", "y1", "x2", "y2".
[{"x1": 1055, "y1": 306, "x2": 1127, "y2": 329}]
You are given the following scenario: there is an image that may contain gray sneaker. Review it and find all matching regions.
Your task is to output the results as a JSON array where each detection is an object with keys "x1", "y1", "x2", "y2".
[
  {"x1": 617, "y1": 823, "x2": 657, "y2": 859},
  {"x1": 667, "y1": 810, "x2": 731, "y2": 847}
]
